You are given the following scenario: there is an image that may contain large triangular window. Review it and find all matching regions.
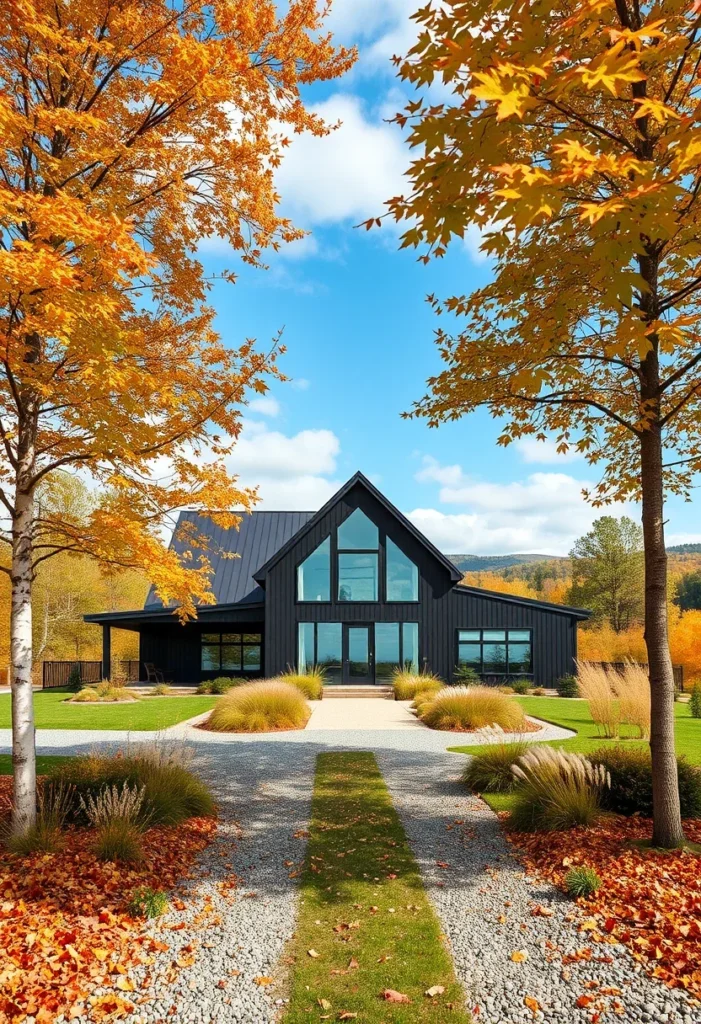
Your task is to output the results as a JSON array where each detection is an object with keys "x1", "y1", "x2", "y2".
[
  {"x1": 337, "y1": 509, "x2": 379, "y2": 550},
  {"x1": 337, "y1": 509, "x2": 379, "y2": 601},
  {"x1": 297, "y1": 536, "x2": 330, "y2": 601},
  {"x1": 386, "y1": 538, "x2": 419, "y2": 602}
]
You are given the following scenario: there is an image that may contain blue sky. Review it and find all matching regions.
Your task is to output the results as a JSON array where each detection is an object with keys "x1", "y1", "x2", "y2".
[{"x1": 198, "y1": 1, "x2": 700, "y2": 556}]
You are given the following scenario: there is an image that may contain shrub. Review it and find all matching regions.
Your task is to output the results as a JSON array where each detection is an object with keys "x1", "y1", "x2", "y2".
[
  {"x1": 94, "y1": 819, "x2": 143, "y2": 863},
  {"x1": 73, "y1": 681, "x2": 138, "y2": 703},
  {"x1": 391, "y1": 670, "x2": 442, "y2": 701},
  {"x1": 45, "y1": 744, "x2": 215, "y2": 826},
  {"x1": 210, "y1": 676, "x2": 237, "y2": 695},
  {"x1": 196, "y1": 680, "x2": 213, "y2": 694},
  {"x1": 510, "y1": 678, "x2": 531, "y2": 695},
  {"x1": 556, "y1": 674, "x2": 579, "y2": 698},
  {"x1": 565, "y1": 866, "x2": 601, "y2": 899},
  {"x1": 128, "y1": 886, "x2": 169, "y2": 919},
  {"x1": 66, "y1": 664, "x2": 83, "y2": 692},
  {"x1": 461, "y1": 728, "x2": 532, "y2": 793},
  {"x1": 615, "y1": 660, "x2": 650, "y2": 739},
  {"x1": 531, "y1": 687, "x2": 547, "y2": 696},
  {"x1": 453, "y1": 664, "x2": 481, "y2": 685},
  {"x1": 690, "y1": 682, "x2": 701, "y2": 719},
  {"x1": 150, "y1": 683, "x2": 172, "y2": 696},
  {"x1": 277, "y1": 668, "x2": 325, "y2": 700},
  {"x1": 207, "y1": 680, "x2": 310, "y2": 732},
  {"x1": 72, "y1": 686, "x2": 99, "y2": 702},
  {"x1": 498, "y1": 685, "x2": 515, "y2": 694},
  {"x1": 577, "y1": 661, "x2": 620, "y2": 738},
  {"x1": 510, "y1": 746, "x2": 610, "y2": 832},
  {"x1": 591, "y1": 745, "x2": 701, "y2": 819},
  {"x1": 419, "y1": 685, "x2": 526, "y2": 732}
]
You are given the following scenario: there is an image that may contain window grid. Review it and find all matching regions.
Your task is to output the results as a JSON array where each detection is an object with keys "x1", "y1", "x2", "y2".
[
  {"x1": 456, "y1": 628, "x2": 532, "y2": 677},
  {"x1": 200, "y1": 632, "x2": 262, "y2": 673}
]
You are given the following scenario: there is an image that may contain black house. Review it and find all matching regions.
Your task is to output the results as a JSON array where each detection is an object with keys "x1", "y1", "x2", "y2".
[{"x1": 85, "y1": 472, "x2": 588, "y2": 687}]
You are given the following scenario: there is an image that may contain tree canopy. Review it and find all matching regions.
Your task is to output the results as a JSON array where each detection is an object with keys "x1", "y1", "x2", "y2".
[{"x1": 568, "y1": 516, "x2": 644, "y2": 631}]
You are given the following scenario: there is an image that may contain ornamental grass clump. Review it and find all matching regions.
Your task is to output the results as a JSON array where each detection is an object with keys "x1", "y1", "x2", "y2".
[
  {"x1": 80, "y1": 783, "x2": 147, "y2": 864},
  {"x1": 510, "y1": 746, "x2": 610, "y2": 832},
  {"x1": 72, "y1": 680, "x2": 138, "y2": 703},
  {"x1": 419, "y1": 685, "x2": 526, "y2": 732},
  {"x1": 207, "y1": 680, "x2": 310, "y2": 732},
  {"x1": 615, "y1": 660, "x2": 651, "y2": 739},
  {"x1": 277, "y1": 667, "x2": 325, "y2": 700},
  {"x1": 461, "y1": 727, "x2": 532, "y2": 793},
  {"x1": 3, "y1": 782, "x2": 73, "y2": 855},
  {"x1": 576, "y1": 661, "x2": 620, "y2": 739},
  {"x1": 391, "y1": 669, "x2": 442, "y2": 701},
  {"x1": 565, "y1": 866, "x2": 601, "y2": 899}
]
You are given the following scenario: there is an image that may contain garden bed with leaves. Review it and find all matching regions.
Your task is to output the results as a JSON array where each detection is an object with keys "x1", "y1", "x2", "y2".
[
  {"x1": 506, "y1": 815, "x2": 701, "y2": 1001},
  {"x1": 0, "y1": 772, "x2": 217, "y2": 1023}
]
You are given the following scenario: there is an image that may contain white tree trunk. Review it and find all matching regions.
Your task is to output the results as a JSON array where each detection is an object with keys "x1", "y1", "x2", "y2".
[{"x1": 11, "y1": 481, "x2": 37, "y2": 833}]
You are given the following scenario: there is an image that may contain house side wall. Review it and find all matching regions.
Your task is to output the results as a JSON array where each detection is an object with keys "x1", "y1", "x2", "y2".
[{"x1": 262, "y1": 481, "x2": 578, "y2": 686}]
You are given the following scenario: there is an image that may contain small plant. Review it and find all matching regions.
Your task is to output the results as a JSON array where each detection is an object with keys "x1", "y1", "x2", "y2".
[
  {"x1": 210, "y1": 676, "x2": 237, "y2": 695},
  {"x1": 128, "y1": 886, "x2": 169, "y2": 918},
  {"x1": 72, "y1": 686, "x2": 99, "y2": 702},
  {"x1": 461, "y1": 727, "x2": 531, "y2": 793},
  {"x1": 151, "y1": 683, "x2": 172, "y2": 696},
  {"x1": 277, "y1": 667, "x2": 325, "y2": 700},
  {"x1": 196, "y1": 680, "x2": 212, "y2": 694},
  {"x1": 565, "y1": 866, "x2": 601, "y2": 899},
  {"x1": 556, "y1": 674, "x2": 579, "y2": 698},
  {"x1": 80, "y1": 783, "x2": 148, "y2": 828},
  {"x1": 419, "y1": 685, "x2": 526, "y2": 732},
  {"x1": 95, "y1": 819, "x2": 143, "y2": 863},
  {"x1": 66, "y1": 663, "x2": 83, "y2": 692},
  {"x1": 510, "y1": 746, "x2": 610, "y2": 832},
  {"x1": 498, "y1": 684, "x2": 515, "y2": 694},
  {"x1": 2, "y1": 782, "x2": 73, "y2": 855},
  {"x1": 391, "y1": 669, "x2": 443, "y2": 701},
  {"x1": 510, "y1": 678, "x2": 531, "y2": 695},
  {"x1": 72, "y1": 681, "x2": 138, "y2": 703},
  {"x1": 207, "y1": 680, "x2": 310, "y2": 732},
  {"x1": 453, "y1": 664, "x2": 481, "y2": 685},
  {"x1": 690, "y1": 682, "x2": 701, "y2": 719},
  {"x1": 531, "y1": 687, "x2": 547, "y2": 696}
]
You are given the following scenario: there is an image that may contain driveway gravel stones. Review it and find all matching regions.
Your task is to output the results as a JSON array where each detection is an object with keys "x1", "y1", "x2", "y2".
[{"x1": 379, "y1": 749, "x2": 699, "y2": 1024}]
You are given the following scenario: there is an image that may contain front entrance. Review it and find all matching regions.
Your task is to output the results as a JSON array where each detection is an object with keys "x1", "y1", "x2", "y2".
[{"x1": 343, "y1": 624, "x2": 374, "y2": 684}]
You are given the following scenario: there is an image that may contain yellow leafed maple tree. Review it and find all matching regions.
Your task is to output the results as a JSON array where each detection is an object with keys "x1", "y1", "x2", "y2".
[
  {"x1": 387, "y1": 0, "x2": 701, "y2": 846},
  {"x1": 0, "y1": 0, "x2": 354, "y2": 831}
]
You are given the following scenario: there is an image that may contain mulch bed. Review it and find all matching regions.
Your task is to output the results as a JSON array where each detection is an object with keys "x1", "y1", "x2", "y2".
[
  {"x1": 506, "y1": 814, "x2": 701, "y2": 1001},
  {"x1": 0, "y1": 777, "x2": 217, "y2": 1023}
]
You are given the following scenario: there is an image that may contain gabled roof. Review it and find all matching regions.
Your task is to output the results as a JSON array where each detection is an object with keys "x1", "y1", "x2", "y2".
[
  {"x1": 253, "y1": 470, "x2": 463, "y2": 584},
  {"x1": 145, "y1": 509, "x2": 315, "y2": 608}
]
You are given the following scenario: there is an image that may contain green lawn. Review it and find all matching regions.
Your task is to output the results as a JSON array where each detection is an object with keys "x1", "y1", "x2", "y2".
[
  {"x1": 0, "y1": 690, "x2": 217, "y2": 731},
  {"x1": 0, "y1": 753, "x2": 72, "y2": 775},
  {"x1": 448, "y1": 696, "x2": 701, "y2": 764},
  {"x1": 284, "y1": 752, "x2": 470, "y2": 1023}
]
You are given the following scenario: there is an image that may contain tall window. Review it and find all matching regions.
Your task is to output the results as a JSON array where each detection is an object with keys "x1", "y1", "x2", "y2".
[
  {"x1": 374, "y1": 621, "x2": 419, "y2": 679},
  {"x1": 386, "y1": 538, "x2": 418, "y2": 601},
  {"x1": 201, "y1": 632, "x2": 261, "y2": 673},
  {"x1": 338, "y1": 509, "x2": 379, "y2": 601},
  {"x1": 298, "y1": 622, "x2": 342, "y2": 684},
  {"x1": 297, "y1": 537, "x2": 331, "y2": 601},
  {"x1": 456, "y1": 629, "x2": 532, "y2": 676}
]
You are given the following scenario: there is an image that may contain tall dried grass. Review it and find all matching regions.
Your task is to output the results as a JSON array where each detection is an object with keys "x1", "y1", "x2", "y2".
[
  {"x1": 576, "y1": 660, "x2": 620, "y2": 738},
  {"x1": 419, "y1": 686, "x2": 526, "y2": 732},
  {"x1": 207, "y1": 680, "x2": 310, "y2": 732},
  {"x1": 614, "y1": 659, "x2": 651, "y2": 739},
  {"x1": 391, "y1": 670, "x2": 442, "y2": 701},
  {"x1": 511, "y1": 746, "x2": 610, "y2": 831}
]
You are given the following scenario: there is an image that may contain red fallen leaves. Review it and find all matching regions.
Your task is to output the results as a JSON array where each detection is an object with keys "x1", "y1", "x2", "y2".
[
  {"x1": 507, "y1": 815, "x2": 701, "y2": 999},
  {"x1": 0, "y1": 778, "x2": 216, "y2": 1024}
]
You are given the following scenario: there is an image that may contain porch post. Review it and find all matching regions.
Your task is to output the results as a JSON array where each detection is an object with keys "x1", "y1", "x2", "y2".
[{"x1": 102, "y1": 624, "x2": 111, "y2": 681}]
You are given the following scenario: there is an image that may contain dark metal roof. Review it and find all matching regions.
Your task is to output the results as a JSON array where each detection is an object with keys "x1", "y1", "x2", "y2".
[
  {"x1": 453, "y1": 584, "x2": 591, "y2": 619},
  {"x1": 253, "y1": 471, "x2": 463, "y2": 584},
  {"x1": 145, "y1": 509, "x2": 315, "y2": 608}
]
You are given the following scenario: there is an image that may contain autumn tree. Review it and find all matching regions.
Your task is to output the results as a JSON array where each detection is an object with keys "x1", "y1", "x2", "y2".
[
  {"x1": 388, "y1": 0, "x2": 701, "y2": 845},
  {"x1": 0, "y1": 0, "x2": 353, "y2": 833},
  {"x1": 569, "y1": 517, "x2": 644, "y2": 631}
]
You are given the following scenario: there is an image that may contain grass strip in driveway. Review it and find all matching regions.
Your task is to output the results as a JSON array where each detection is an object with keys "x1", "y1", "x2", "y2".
[
  {"x1": 0, "y1": 690, "x2": 217, "y2": 730},
  {"x1": 284, "y1": 751, "x2": 470, "y2": 1023}
]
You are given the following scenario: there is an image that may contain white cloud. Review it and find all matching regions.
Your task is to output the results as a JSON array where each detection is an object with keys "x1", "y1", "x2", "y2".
[
  {"x1": 412, "y1": 456, "x2": 637, "y2": 555},
  {"x1": 291, "y1": 377, "x2": 311, "y2": 391},
  {"x1": 224, "y1": 420, "x2": 342, "y2": 511},
  {"x1": 667, "y1": 533, "x2": 701, "y2": 547},
  {"x1": 274, "y1": 94, "x2": 406, "y2": 227},
  {"x1": 247, "y1": 396, "x2": 280, "y2": 417},
  {"x1": 515, "y1": 437, "x2": 583, "y2": 465}
]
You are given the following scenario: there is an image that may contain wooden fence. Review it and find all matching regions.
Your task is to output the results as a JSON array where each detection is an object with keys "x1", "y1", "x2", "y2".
[
  {"x1": 589, "y1": 660, "x2": 685, "y2": 692},
  {"x1": 42, "y1": 659, "x2": 142, "y2": 689}
]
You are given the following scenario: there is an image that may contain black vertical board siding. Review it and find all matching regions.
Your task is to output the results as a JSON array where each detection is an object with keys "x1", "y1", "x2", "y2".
[{"x1": 260, "y1": 481, "x2": 580, "y2": 686}]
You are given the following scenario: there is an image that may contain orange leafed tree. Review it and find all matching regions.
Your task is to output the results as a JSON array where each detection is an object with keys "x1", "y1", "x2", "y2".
[
  {"x1": 0, "y1": 0, "x2": 353, "y2": 833},
  {"x1": 389, "y1": 0, "x2": 701, "y2": 846}
]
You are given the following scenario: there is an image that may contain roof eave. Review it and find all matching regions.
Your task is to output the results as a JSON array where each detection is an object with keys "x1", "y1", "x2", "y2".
[{"x1": 453, "y1": 584, "x2": 591, "y2": 619}]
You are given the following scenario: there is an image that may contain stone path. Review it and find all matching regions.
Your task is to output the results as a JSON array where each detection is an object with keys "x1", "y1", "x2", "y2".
[{"x1": 305, "y1": 696, "x2": 424, "y2": 730}]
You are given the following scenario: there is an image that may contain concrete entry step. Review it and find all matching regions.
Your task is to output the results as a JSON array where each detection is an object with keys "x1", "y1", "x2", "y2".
[{"x1": 322, "y1": 685, "x2": 393, "y2": 699}]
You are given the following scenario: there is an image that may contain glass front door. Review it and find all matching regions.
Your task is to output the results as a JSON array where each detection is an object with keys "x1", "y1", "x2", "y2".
[{"x1": 344, "y1": 625, "x2": 374, "y2": 683}]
